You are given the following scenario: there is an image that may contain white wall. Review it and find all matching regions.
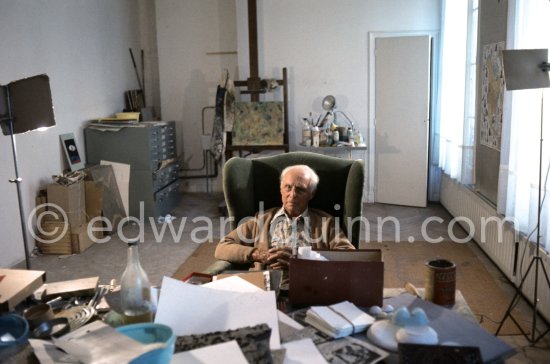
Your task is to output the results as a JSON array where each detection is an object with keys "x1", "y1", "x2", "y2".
[
  {"x1": 236, "y1": 0, "x2": 441, "y2": 174},
  {"x1": 0, "y1": 0, "x2": 147, "y2": 267},
  {"x1": 156, "y1": 0, "x2": 238, "y2": 192},
  {"x1": 156, "y1": 0, "x2": 439, "y2": 193},
  {"x1": 0, "y1": 0, "x2": 440, "y2": 266}
]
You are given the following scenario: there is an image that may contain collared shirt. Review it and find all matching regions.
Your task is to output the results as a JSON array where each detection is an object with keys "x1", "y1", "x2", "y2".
[{"x1": 269, "y1": 207, "x2": 312, "y2": 253}]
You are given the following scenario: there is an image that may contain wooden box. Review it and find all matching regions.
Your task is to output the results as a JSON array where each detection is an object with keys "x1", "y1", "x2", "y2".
[{"x1": 289, "y1": 249, "x2": 384, "y2": 307}]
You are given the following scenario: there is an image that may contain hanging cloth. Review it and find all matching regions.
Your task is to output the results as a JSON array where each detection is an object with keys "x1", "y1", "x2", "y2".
[
  {"x1": 223, "y1": 72, "x2": 235, "y2": 132},
  {"x1": 210, "y1": 70, "x2": 235, "y2": 162},
  {"x1": 210, "y1": 71, "x2": 227, "y2": 161}
]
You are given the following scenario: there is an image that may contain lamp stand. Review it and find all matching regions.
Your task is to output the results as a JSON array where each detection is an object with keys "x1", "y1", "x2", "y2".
[
  {"x1": 5, "y1": 95, "x2": 32, "y2": 270},
  {"x1": 496, "y1": 91, "x2": 550, "y2": 343}
]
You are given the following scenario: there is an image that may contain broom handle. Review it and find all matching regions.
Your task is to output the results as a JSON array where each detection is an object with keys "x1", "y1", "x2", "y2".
[{"x1": 129, "y1": 48, "x2": 146, "y2": 106}]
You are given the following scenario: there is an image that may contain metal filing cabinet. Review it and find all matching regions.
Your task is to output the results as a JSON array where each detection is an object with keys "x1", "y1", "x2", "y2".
[{"x1": 84, "y1": 121, "x2": 180, "y2": 219}]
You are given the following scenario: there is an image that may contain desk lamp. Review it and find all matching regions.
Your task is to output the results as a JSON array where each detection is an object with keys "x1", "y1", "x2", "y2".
[
  {"x1": 495, "y1": 49, "x2": 550, "y2": 343},
  {"x1": 321, "y1": 95, "x2": 355, "y2": 131},
  {"x1": 0, "y1": 74, "x2": 56, "y2": 269}
]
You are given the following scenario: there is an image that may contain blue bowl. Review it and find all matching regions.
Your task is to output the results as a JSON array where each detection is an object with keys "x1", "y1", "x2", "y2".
[
  {"x1": 116, "y1": 323, "x2": 175, "y2": 364},
  {"x1": 0, "y1": 313, "x2": 29, "y2": 359}
]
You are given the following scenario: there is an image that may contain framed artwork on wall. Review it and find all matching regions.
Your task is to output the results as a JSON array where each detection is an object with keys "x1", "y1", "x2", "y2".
[{"x1": 60, "y1": 133, "x2": 84, "y2": 171}]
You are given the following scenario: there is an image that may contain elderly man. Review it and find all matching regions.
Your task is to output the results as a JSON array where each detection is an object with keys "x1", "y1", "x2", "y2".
[{"x1": 215, "y1": 164, "x2": 355, "y2": 272}]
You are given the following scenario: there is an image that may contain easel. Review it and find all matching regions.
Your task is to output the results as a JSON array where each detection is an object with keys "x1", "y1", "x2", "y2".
[{"x1": 224, "y1": 0, "x2": 289, "y2": 160}]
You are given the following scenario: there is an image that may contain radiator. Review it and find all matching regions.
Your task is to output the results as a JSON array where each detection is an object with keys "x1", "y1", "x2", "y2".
[{"x1": 441, "y1": 174, "x2": 550, "y2": 322}]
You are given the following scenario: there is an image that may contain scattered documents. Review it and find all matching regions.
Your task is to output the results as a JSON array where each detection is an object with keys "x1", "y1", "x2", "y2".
[
  {"x1": 282, "y1": 338, "x2": 328, "y2": 364},
  {"x1": 305, "y1": 301, "x2": 374, "y2": 339},
  {"x1": 207, "y1": 274, "x2": 265, "y2": 292},
  {"x1": 214, "y1": 271, "x2": 270, "y2": 290},
  {"x1": 155, "y1": 276, "x2": 281, "y2": 349},
  {"x1": 297, "y1": 246, "x2": 328, "y2": 261},
  {"x1": 33, "y1": 320, "x2": 166, "y2": 364},
  {"x1": 172, "y1": 340, "x2": 248, "y2": 364}
]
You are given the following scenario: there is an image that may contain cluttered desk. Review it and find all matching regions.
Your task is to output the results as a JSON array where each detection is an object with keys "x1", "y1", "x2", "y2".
[{"x1": 1, "y1": 252, "x2": 515, "y2": 364}]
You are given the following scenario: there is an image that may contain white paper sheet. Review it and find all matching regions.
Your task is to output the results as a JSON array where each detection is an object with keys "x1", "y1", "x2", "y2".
[
  {"x1": 278, "y1": 310, "x2": 304, "y2": 330},
  {"x1": 206, "y1": 276, "x2": 302, "y2": 330},
  {"x1": 204, "y1": 275, "x2": 262, "y2": 292},
  {"x1": 155, "y1": 276, "x2": 281, "y2": 349},
  {"x1": 28, "y1": 339, "x2": 79, "y2": 364},
  {"x1": 171, "y1": 340, "x2": 248, "y2": 364},
  {"x1": 282, "y1": 338, "x2": 328, "y2": 364},
  {"x1": 52, "y1": 320, "x2": 166, "y2": 364}
]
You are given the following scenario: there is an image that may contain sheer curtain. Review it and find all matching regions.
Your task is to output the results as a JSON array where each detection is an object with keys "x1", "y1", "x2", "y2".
[
  {"x1": 438, "y1": 0, "x2": 476, "y2": 185},
  {"x1": 498, "y1": 0, "x2": 550, "y2": 250}
]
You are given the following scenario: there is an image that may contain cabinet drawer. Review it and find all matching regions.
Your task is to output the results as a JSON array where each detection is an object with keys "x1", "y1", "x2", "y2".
[
  {"x1": 153, "y1": 164, "x2": 179, "y2": 191},
  {"x1": 85, "y1": 121, "x2": 177, "y2": 170},
  {"x1": 154, "y1": 179, "x2": 181, "y2": 217}
]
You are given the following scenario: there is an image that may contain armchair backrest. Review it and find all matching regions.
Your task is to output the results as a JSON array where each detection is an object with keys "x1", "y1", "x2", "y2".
[{"x1": 223, "y1": 151, "x2": 364, "y2": 247}]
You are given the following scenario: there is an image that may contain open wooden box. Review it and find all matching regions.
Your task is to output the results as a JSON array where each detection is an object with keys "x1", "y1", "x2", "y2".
[{"x1": 289, "y1": 249, "x2": 384, "y2": 307}]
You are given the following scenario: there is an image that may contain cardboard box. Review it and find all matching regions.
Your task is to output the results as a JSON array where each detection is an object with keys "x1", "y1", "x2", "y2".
[
  {"x1": 37, "y1": 179, "x2": 103, "y2": 255},
  {"x1": 36, "y1": 220, "x2": 100, "y2": 255},
  {"x1": 35, "y1": 189, "x2": 47, "y2": 216},
  {"x1": 84, "y1": 180, "x2": 103, "y2": 222},
  {"x1": 47, "y1": 181, "x2": 86, "y2": 230},
  {"x1": 289, "y1": 249, "x2": 384, "y2": 307}
]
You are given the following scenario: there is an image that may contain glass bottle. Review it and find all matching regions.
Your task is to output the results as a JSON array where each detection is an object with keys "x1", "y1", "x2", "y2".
[
  {"x1": 302, "y1": 118, "x2": 311, "y2": 146},
  {"x1": 120, "y1": 240, "x2": 153, "y2": 324},
  {"x1": 312, "y1": 126, "x2": 320, "y2": 147}
]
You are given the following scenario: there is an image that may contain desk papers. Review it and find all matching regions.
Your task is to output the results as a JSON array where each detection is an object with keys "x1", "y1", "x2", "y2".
[
  {"x1": 305, "y1": 301, "x2": 375, "y2": 338},
  {"x1": 29, "y1": 321, "x2": 166, "y2": 364},
  {"x1": 282, "y1": 338, "x2": 328, "y2": 364},
  {"x1": 172, "y1": 340, "x2": 248, "y2": 364},
  {"x1": 155, "y1": 276, "x2": 281, "y2": 349},
  {"x1": 204, "y1": 275, "x2": 263, "y2": 292}
]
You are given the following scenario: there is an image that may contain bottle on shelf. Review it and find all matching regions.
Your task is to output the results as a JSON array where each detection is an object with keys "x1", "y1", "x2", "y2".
[
  {"x1": 311, "y1": 126, "x2": 320, "y2": 147},
  {"x1": 302, "y1": 118, "x2": 312, "y2": 146},
  {"x1": 120, "y1": 238, "x2": 153, "y2": 324},
  {"x1": 347, "y1": 128, "x2": 355, "y2": 147}
]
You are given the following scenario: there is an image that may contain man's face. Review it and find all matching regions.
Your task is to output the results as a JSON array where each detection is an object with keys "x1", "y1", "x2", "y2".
[{"x1": 280, "y1": 169, "x2": 313, "y2": 218}]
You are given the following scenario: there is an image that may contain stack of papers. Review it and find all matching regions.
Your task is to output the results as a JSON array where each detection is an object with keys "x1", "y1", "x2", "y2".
[
  {"x1": 155, "y1": 276, "x2": 280, "y2": 349},
  {"x1": 305, "y1": 301, "x2": 374, "y2": 338}
]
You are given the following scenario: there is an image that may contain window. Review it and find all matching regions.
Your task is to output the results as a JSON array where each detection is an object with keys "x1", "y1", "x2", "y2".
[
  {"x1": 500, "y1": 0, "x2": 550, "y2": 251},
  {"x1": 438, "y1": 0, "x2": 478, "y2": 184}
]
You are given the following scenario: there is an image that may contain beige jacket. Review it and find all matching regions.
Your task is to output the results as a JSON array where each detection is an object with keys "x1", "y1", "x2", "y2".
[{"x1": 214, "y1": 207, "x2": 355, "y2": 268}]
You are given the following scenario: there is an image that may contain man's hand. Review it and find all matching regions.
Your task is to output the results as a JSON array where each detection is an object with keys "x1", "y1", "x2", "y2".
[
  {"x1": 250, "y1": 248, "x2": 269, "y2": 264},
  {"x1": 266, "y1": 246, "x2": 293, "y2": 270}
]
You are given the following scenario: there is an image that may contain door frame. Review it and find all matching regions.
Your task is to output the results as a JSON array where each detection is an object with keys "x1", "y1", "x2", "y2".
[{"x1": 367, "y1": 31, "x2": 440, "y2": 203}]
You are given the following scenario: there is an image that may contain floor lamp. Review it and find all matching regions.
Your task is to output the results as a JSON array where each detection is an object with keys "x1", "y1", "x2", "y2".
[
  {"x1": 0, "y1": 74, "x2": 56, "y2": 269},
  {"x1": 495, "y1": 49, "x2": 550, "y2": 343}
]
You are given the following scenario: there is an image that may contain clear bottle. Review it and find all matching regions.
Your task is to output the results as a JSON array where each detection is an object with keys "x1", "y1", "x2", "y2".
[
  {"x1": 120, "y1": 240, "x2": 153, "y2": 324},
  {"x1": 302, "y1": 119, "x2": 311, "y2": 146},
  {"x1": 311, "y1": 126, "x2": 320, "y2": 147}
]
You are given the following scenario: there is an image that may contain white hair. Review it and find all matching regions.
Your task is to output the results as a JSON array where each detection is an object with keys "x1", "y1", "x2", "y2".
[{"x1": 280, "y1": 165, "x2": 319, "y2": 193}]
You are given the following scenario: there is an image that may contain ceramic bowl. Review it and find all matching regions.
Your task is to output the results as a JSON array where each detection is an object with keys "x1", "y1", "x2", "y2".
[
  {"x1": 0, "y1": 313, "x2": 29, "y2": 360},
  {"x1": 116, "y1": 322, "x2": 175, "y2": 364}
]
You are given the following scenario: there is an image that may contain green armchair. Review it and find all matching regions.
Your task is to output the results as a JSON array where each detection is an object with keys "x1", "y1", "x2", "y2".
[{"x1": 203, "y1": 151, "x2": 365, "y2": 274}]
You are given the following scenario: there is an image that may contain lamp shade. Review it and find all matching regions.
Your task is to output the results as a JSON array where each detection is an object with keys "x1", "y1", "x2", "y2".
[
  {"x1": 0, "y1": 74, "x2": 55, "y2": 135},
  {"x1": 502, "y1": 49, "x2": 550, "y2": 91}
]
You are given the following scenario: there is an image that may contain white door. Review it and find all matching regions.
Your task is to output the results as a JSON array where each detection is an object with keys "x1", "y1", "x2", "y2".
[{"x1": 374, "y1": 35, "x2": 431, "y2": 207}]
